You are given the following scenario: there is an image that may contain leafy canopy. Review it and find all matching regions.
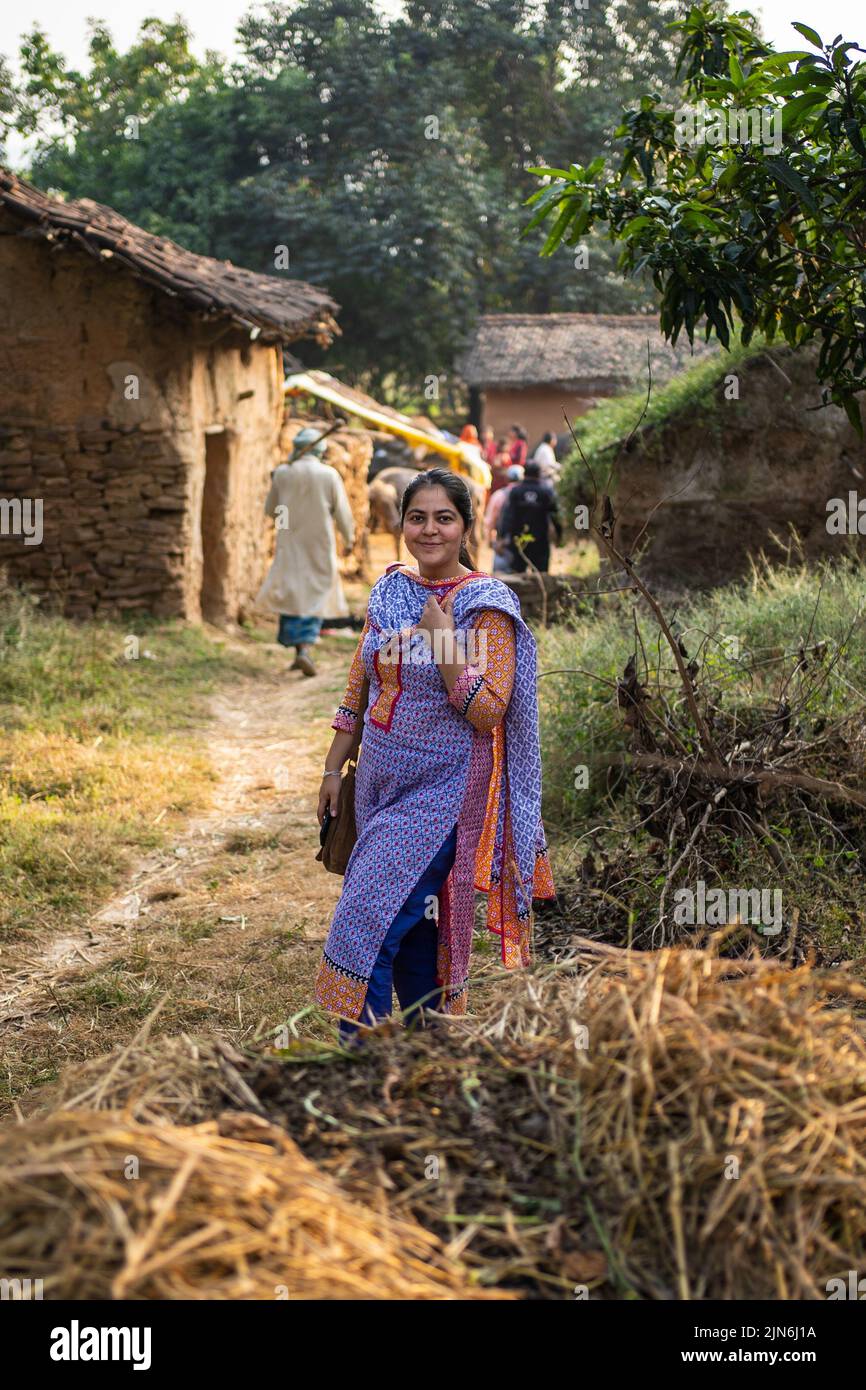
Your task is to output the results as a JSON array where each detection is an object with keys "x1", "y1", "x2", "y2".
[
  {"x1": 1, "y1": 1, "x2": 689, "y2": 398},
  {"x1": 527, "y1": 4, "x2": 866, "y2": 429}
]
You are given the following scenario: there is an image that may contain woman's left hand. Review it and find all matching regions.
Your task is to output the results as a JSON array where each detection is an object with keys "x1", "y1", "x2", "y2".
[{"x1": 415, "y1": 591, "x2": 455, "y2": 637}]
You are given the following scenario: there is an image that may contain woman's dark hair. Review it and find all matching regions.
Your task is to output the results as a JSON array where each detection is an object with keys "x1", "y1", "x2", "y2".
[{"x1": 400, "y1": 467, "x2": 477, "y2": 570}]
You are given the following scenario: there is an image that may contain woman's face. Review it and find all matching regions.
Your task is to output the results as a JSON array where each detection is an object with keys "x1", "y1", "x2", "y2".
[{"x1": 402, "y1": 485, "x2": 466, "y2": 568}]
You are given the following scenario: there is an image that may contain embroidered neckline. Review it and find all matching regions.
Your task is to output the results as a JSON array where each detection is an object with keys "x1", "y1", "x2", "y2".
[{"x1": 394, "y1": 564, "x2": 485, "y2": 586}]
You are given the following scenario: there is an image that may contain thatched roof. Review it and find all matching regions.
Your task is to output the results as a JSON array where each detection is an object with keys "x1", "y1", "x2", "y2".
[
  {"x1": 0, "y1": 167, "x2": 339, "y2": 345},
  {"x1": 457, "y1": 312, "x2": 714, "y2": 392}
]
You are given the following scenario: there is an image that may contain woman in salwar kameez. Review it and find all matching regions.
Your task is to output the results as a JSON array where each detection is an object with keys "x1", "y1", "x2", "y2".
[{"x1": 315, "y1": 467, "x2": 556, "y2": 1044}]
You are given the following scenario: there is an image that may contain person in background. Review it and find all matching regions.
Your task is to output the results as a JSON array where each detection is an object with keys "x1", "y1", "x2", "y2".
[
  {"x1": 496, "y1": 459, "x2": 562, "y2": 574},
  {"x1": 459, "y1": 423, "x2": 480, "y2": 447},
  {"x1": 485, "y1": 464, "x2": 523, "y2": 573},
  {"x1": 256, "y1": 426, "x2": 355, "y2": 677},
  {"x1": 481, "y1": 427, "x2": 497, "y2": 469},
  {"x1": 508, "y1": 424, "x2": 528, "y2": 470},
  {"x1": 534, "y1": 432, "x2": 560, "y2": 485},
  {"x1": 488, "y1": 439, "x2": 512, "y2": 495}
]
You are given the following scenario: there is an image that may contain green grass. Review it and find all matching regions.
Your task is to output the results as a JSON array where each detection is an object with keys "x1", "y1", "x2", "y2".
[
  {"x1": 535, "y1": 557, "x2": 866, "y2": 961},
  {"x1": 0, "y1": 587, "x2": 257, "y2": 737},
  {"x1": 560, "y1": 335, "x2": 769, "y2": 510},
  {"x1": 0, "y1": 583, "x2": 269, "y2": 937},
  {"x1": 538, "y1": 556, "x2": 866, "y2": 825}
]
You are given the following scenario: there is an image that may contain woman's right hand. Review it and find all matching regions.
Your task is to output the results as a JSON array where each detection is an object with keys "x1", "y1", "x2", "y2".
[{"x1": 318, "y1": 774, "x2": 341, "y2": 826}]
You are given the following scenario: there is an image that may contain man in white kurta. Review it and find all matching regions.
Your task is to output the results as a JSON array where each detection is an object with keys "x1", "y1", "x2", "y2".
[{"x1": 256, "y1": 428, "x2": 355, "y2": 676}]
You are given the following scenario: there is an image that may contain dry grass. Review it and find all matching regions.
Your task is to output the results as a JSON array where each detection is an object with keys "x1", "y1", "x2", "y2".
[
  {"x1": 0, "y1": 671, "x2": 345, "y2": 1114},
  {"x1": 25, "y1": 940, "x2": 866, "y2": 1299},
  {"x1": 0, "y1": 1106, "x2": 504, "y2": 1299},
  {"x1": 0, "y1": 730, "x2": 213, "y2": 931},
  {"x1": 0, "y1": 581, "x2": 357, "y2": 1112}
]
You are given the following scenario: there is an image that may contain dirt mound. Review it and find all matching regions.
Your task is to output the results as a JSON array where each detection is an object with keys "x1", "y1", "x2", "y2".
[{"x1": 27, "y1": 941, "x2": 866, "y2": 1299}]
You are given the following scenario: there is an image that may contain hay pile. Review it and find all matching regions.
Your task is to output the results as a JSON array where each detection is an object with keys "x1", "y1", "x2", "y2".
[
  {"x1": 15, "y1": 943, "x2": 866, "y2": 1299},
  {"x1": 281, "y1": 416, "x2": 372, "y2": 578},
  {"x1": 0, "y1": 1106, "x2": 504, "y2": 1299}
]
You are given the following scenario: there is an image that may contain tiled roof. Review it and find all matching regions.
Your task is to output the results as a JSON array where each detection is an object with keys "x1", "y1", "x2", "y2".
[{"x1": 0, "y1": 166, "x2": 339, "y2": 345}]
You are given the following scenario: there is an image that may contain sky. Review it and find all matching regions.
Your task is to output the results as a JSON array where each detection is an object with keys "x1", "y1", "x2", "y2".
[
  {"x1": 2, "y1": 0, "x2": 863, "y2": 163},
  {"x1": 1, "y1": 0, "x2": 863, "y2": 72}
]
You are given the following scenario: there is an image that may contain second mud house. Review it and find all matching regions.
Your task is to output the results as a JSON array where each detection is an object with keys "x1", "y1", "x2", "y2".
[
  {"x1": 458, "y1": 312, "x2": 711, "y2": 442},
  {"x1": 0, "y1": 168, "x2": 338, "y2": 622}
]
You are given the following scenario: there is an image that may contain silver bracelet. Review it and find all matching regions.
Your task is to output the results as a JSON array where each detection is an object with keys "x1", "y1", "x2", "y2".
[{"x1": 322, "y1": 769, "x2": 342, "y2": 778}]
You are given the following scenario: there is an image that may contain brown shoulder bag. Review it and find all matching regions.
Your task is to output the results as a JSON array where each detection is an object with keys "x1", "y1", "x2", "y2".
[{"x1": 316, "y1": 673, "x2": 370, "y2": 876}]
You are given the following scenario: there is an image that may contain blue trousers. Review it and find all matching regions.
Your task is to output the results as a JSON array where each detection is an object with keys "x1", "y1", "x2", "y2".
[
  {"x1": 278, "y1": 614, "x2": 323, "y2": 647},
  {"x1": 339, "y1": 823, "x2": 458, "y2": 1042}
]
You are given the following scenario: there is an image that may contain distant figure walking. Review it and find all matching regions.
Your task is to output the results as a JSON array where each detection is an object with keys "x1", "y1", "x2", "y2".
[
  {"x1": 508, "y1": 424, "x2": 528, "y2": 470},
  {"x1": 256, "y1": 426, "x2": 355, "y2": 676},
  {"x1": 533, "y1": 432, "x2": 560, "y2": 485},
  {"x1": 481, "y1": 427, "x2": 497, "y2": 469},
  {"x1": 488, "y1": 439, "x2": 512, "y2": 494},
  {"x1": 485, "y1": 464, "x2": 523, "y2": 573},
  {"x1": 496, "y1": 459, "x2": 562, "y2": 574}
]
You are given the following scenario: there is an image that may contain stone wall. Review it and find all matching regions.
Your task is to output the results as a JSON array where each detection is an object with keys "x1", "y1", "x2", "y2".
[
  {"x1": 0, "y1": 207, "x2": 283, "y2": 622},
  {"x1": 607, "y1": 346, "x2": 866, "y2": 586}
]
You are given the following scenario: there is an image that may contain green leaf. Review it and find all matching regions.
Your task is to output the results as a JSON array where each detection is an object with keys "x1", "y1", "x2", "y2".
[
  {"x1": 765, "y1": 156, "x2": 819, "y2": 214},
  {"x1": 774, "y1": 70, "x2": 833, "y2": 94},
  {"x1": 681, "y1": 208, "x2": 722, "y2": 233},
  {"x1": 523, "y1": 182, "x2": 569, "y2": 216},
  {"x1": 540, "y1": 201, "x2": 575, "y2": 256},
  {"x1": 843, "y1": 118, "x2": 866, "y2": 159},
  {"x1": 781, "y1": 91, "x2": 827, "y2": 135},
  {"x1": 792, "y1": 23, "x2": 823, "y2": 50},
  {"x1": 525, "y1": 166, "x2": 574, "y2": 179},
  {"x1": 622, "y1": 214, "x2": 656, "y2": 235},
  {"x1": 760, "y1": 50, "x2": 815, "y2": 66},
  {"x1": 716, "y1": 163, "x2": 741, "y2": 191},
  {"x1": 522, "y1": 186, "x2": 579, "y2": 235},
  {"x1": 564, "y1": 205, "x2": 592, "y2": 243}
]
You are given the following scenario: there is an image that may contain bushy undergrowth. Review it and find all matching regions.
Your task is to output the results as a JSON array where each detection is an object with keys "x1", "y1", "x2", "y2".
[
  {"x1": 536, "y1": 558, "x2": 866, "y2": 961},
  {"x1": 538, "y1": 558, "x2": 866, "y2": 823}
]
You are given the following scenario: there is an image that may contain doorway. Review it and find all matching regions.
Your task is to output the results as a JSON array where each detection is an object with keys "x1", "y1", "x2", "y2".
[{"x1": 200, "y1": 430, "x2": 231, "y2": 624}]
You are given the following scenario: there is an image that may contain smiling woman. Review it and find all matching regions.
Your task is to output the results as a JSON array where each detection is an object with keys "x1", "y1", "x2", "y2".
[{"x1": 314, "y1": 467, "x2": 556, "y2": 1045}]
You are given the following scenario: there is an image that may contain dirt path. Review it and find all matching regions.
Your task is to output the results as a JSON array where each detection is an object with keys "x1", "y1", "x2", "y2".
[
  {"x1": 2, "y1": 634, "x2": 355, "y2": 1116},
  {"x1": 2, "y1": 534, "x2": 577, "y2": 1117}
]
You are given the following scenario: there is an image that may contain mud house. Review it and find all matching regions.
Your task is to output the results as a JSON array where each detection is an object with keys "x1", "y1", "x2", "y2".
[
  {"x1": 457, "y1": 312, "x2": 711, "y2": 443},
  {"x1": 607, "y1": 344, "x2": 866, "y2": 586},
  {"x1": 0, "y1": 168, "x2": 339, "y2": 622}
]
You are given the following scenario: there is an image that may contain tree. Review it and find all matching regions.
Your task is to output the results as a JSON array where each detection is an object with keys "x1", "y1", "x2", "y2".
[
  {"x1": 527, "y1": 4, "x2": 866, "y2": 427},
  {"x1": 5, "y1": 1, "x2": 695, "y2": 397}
]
